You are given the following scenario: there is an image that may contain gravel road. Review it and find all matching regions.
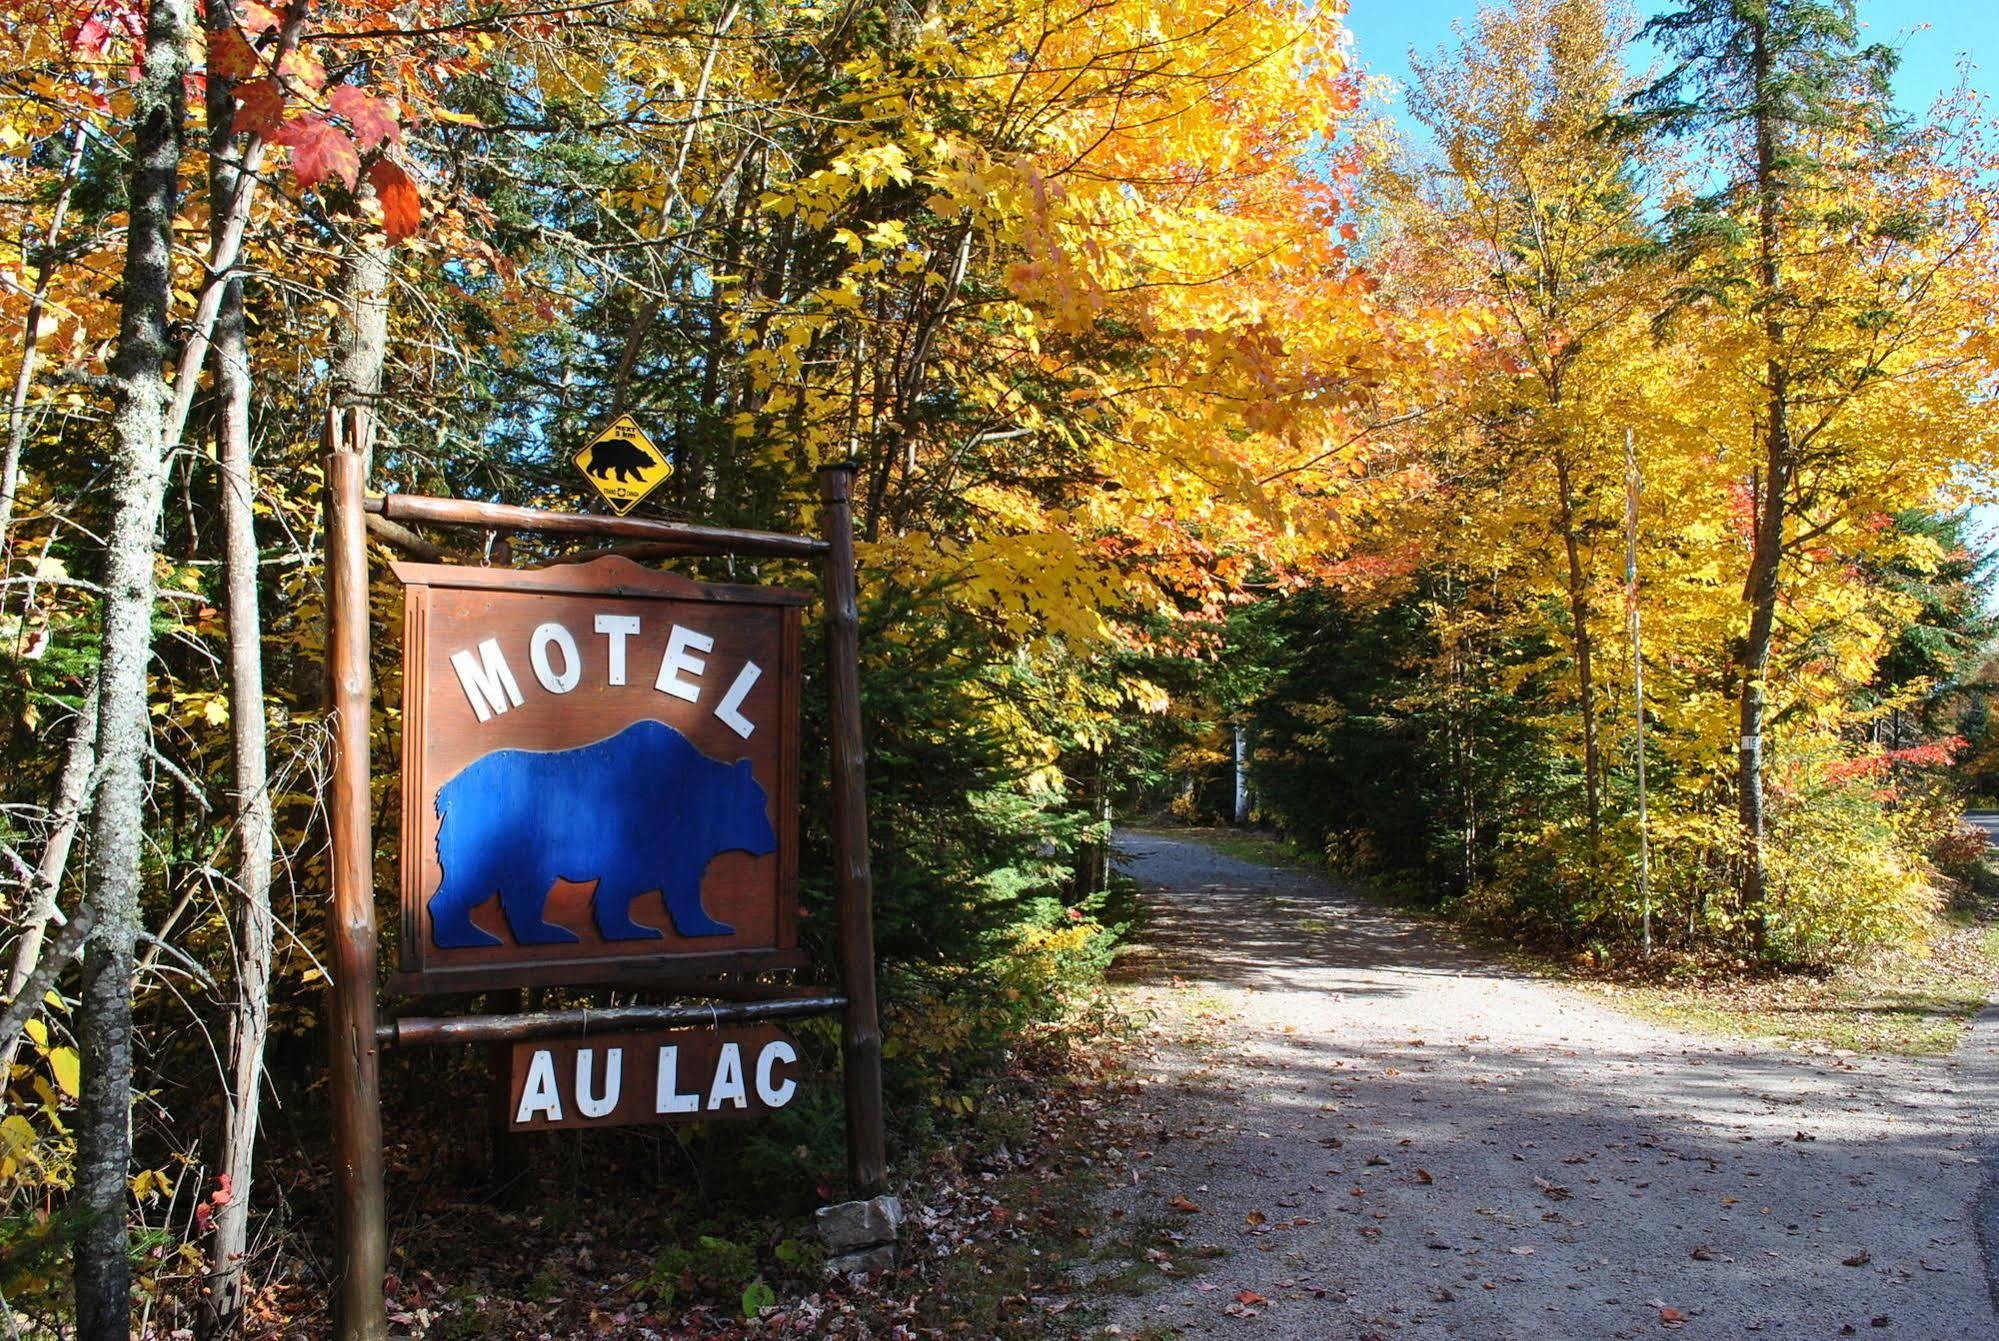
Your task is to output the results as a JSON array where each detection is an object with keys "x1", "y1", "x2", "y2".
[{"x1": 1090, "y1": 829, "x2": 1999, "y2": 1341}]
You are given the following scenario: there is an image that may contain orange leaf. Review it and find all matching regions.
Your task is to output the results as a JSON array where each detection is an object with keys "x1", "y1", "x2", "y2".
[
  {"x1": 208, "y1": 25, "x2": 259, "y2": 79},
  {"x1": 276, "y1": 115, "x2": 359, "y2": 191},
  {"x1": 366, "y1": 160, "x2": 421, "y2": 243},
  {"x1": 280, "y1": 46, "x2": 325, "y2": 91},
  {"x1": 1167, "y1": 1195, "x2": 1200, "y2": 1213},
  {"x1": 1236, "y1": 1290, "x2": 1268, "y2": 1306},
  {"x1": 235, "y1": 1, "x2": 281, "y2": 32}
]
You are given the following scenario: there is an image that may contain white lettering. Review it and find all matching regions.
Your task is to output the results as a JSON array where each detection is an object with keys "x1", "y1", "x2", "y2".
[
  {"x1": 595, "y1": 613, "x2": 641, "y2": 686},
  {"x1": 754, "y1": 1040, "x2": 797, "y2": 1108},
  {"x1": 530, "y1": 622, "x2": 582, "y2": 694},
  {"x1": 515, "y1": 1050, "x2": 563, "y2": 1123},
  {"x1": 655, "y1": 625, "x2": 713, "y2": 702},
  {"x1": 707, "y1": 1041, "x2": 748, "y2": 1109},
  {"x1": 450, "y1": 639, "x2": 524, "y2": 722},
  {"x1": 655, "y1": 1045, "x2": 701, "y2": 1114},
  {"x1": 714, "y1": 660, "x2": 762, "y2": 740},
  {"x1": 574, "y1": 1047, "x2": 622, "y2": 1119}
]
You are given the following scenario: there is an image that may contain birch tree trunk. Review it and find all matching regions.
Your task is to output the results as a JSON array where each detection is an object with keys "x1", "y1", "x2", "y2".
[
  {"x1": 0, "y1": 679, "x2": 98, "y2": 1078},
  {"x1": 75, "y1": 0, "x2": 191, "y2": 1331},
  {"x1": 199, "y1": 11, "x2": 277, "y2": 1326}
]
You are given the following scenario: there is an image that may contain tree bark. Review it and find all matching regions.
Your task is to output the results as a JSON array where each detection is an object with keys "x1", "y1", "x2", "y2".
[
  {"x1": 1552, "y1": 447, "x2": 1601, "y2": 853},
  {"x1": 199, "y1": 12, "x2": 277, "y2": 1327},
  {"x1": 330, "y1": 209, "x2": 390, "y2": 471},
  {"x1": 1738, "y1": 14, "x2": 1791, "y2": 958},
  {"x1": 75, "y1": 0, "x2": 191, "y2": 1332}
]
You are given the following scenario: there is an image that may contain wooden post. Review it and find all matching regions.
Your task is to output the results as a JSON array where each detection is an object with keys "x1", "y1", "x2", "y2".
[
  {"x1": 817, "y1": 463, "x2": 886, "y2": 1195},
  {"x1": 325, "y1": 410, "x2": 390, "y2": 1341}
]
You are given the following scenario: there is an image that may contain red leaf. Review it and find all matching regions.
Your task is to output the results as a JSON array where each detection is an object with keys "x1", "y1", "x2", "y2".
[
  {"x1": 208, "y1": 25, "x2": 259, "y2": 79},
  {"x1": 70, "y1": 17, "x2": 113, "y2": 56},
  {"x1": 367, "y1": 160, "x2": 421, "y2": 243},
  {"x1": 275, "y1": 115, "x2": 359, "y2": 191},
  {"x1": 233, "y1": 78, "x2": 284, "y2": 137},
  {"x1": 329, "y1": 84, "x2": 400, "y2": 151}
]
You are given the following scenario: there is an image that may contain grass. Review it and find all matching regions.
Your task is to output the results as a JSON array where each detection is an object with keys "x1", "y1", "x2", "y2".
[
  {"x1": 1153, "y1": 822, "x2": 1999, "y2": 1058},
  {"x1": 1188, "y1": 827, "x2": 1318, "y2": 872},
  {"x1": 1572, "y1": 917, "x2": 1999, "y2": 1056}
]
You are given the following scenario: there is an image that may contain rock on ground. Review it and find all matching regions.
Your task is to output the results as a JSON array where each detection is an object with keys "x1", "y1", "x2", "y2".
[{"x1": 1088, "y1": 829, "x2": 1999, "y2": 1341}]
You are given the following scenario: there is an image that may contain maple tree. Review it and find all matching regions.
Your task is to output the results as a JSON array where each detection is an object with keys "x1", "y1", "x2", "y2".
[{"x1": 1184, "y1": 0, "x2": 1999, "y2": 965}]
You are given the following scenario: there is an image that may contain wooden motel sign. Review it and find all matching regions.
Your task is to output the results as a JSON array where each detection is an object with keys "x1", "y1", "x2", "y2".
[
  {"x1": 507, "y1": 1024, "x2": 801, "y2": 1131},
  {"x1": 393, "y1": 556, "x2": 807, "y2": 992}
]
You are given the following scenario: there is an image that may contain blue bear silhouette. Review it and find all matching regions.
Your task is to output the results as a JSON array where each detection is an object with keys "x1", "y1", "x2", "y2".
[{"x1": 428, "y1": 719, "x2": 777, "y2": 949}]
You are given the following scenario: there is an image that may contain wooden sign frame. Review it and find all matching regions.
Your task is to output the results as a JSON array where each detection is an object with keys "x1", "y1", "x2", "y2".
[
  {"x1": 390, "y1": 558, "x2": 808, "y2": 993},
  {"x1": 319, "y1": 402, "x2": 884, "y2": 1341}
]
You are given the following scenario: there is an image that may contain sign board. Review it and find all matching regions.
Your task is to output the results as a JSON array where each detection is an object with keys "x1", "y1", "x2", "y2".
[
  {"x1": 392, "y1": 556, "x2": 807, "y2": 992},
  {"x1": 507, "y1": 1024, "x2": 802, "y2": 1130},
  {"x1": 574, "y1": 415, "x2": 672, "y2": 515}
]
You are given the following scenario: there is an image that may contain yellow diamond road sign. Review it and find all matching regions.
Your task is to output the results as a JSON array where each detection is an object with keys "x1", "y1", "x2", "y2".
[{"x1": 574, "y1": 416, "x2": 672, "y2": 515}]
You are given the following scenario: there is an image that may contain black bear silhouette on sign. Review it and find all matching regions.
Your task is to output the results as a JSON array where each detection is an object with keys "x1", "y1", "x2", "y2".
[{"x1": 587, "y1": 437, "x2": 656, "y2": 483}]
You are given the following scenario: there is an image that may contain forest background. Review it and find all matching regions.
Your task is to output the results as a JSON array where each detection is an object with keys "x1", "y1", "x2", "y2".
[{"x1": 2, "y1": 0, "x2": 1998, "y2": 1333}]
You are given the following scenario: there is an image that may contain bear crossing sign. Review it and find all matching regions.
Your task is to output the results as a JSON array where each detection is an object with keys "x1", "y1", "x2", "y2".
[{"x1": 574, "y1": 414, "x2": 673, "y2": 515}]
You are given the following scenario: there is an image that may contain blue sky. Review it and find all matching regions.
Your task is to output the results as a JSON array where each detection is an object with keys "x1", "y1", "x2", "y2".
[{"x1": 1344, "y1": 0, "x2": 1996, "y2": 127}]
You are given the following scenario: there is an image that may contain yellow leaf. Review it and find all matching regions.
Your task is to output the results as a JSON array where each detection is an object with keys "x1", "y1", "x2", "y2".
[{"x1": 48, "y1": 1046, "x2": 78, "y2": 1098}]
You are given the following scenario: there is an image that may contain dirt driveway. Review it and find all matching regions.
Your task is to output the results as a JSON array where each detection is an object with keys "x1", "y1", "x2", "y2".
[{"x1": 1089, "y1": 830, "x2": 1999, "y2": 1341}]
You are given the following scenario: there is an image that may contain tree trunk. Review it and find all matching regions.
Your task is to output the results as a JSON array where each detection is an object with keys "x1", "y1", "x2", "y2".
[
  {"x1": 1552, "y1": 446, "x2": 1601, "y2": 853},
  {"x1": 1738, "y1": 15, "x2": 1791, "y2": 958},
  {"x1": 199, "y1": 17, "x2": 276, "y2": 1328},
  {"x1": 330, "y1": 206, "x2": 390, "y2": 470},
  {"x1": 1232, "y1": 722, "x2": 1251, "y2": 825},
  {"x1": 75, "y1": 0, "x2": 191, "y2": 1332},
  {"x1": 0, "y1": 678, "x2": 98, "y2": 1077}
]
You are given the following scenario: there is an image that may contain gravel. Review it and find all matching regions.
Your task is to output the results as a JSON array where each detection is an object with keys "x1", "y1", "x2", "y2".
[{"x1": 1089, "y1": 829, "x2": 1999, "y2": 1340}]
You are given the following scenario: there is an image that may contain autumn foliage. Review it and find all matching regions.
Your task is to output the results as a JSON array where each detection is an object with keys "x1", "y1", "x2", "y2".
[{"x1": 1, "y1": 0, "x2": 1997, "y2": 1331}]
